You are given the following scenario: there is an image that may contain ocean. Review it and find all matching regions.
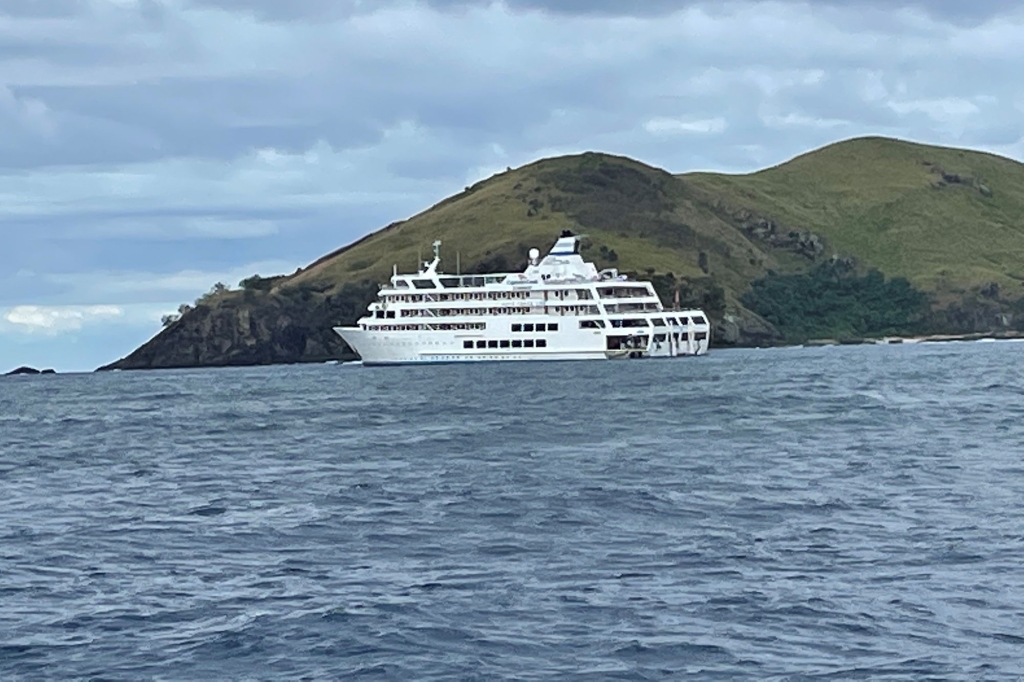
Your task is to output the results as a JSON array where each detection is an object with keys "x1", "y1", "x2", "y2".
[{"x1": 2, "y1": 341, "x2": 1024, "y2": 680}]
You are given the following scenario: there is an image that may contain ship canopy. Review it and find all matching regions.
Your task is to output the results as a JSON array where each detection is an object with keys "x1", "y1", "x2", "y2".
[
  {"x1": 520, "y1": 230, "x2": 603, "y2": 284},
  {"x1": 394, "y1": 230, "x2": 615, "y2": 287}
]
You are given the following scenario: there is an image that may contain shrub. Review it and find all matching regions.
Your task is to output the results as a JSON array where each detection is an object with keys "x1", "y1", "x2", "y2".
[{"x1": 742, "y1": 263, "x2": 930, "y2": 341}]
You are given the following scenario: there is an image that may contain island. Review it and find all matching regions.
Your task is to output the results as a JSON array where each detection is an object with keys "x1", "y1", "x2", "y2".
[
  {"x1": 99, "y1": 136, "x2": 1024, "y2": 370},
  {"x1": 5, "y1": 367, "x2": 57, "y2": 376}
]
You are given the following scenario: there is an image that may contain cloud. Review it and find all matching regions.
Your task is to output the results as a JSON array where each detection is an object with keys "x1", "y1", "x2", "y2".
[
  {"x1": 644, "y1": 117, "x2": 727, "y2": 136},
  {"x1": 37, "y1": 260, "x2": 302, "y2": 304},
  {"x1": 0, "y1": 259, "x2": 304, "y2": 310},
  {"x1": 0, "y1": 301, "x2": 180, "y2": 372},
  {"x1": 0, "y1": 84, "x2": 56, "y2": 137},
  {"x1": 186, "y1": 0, "x2": 1024, "y2": 25},
  {"x1": 3, "y1": 1, "x2": 1022, "y2": 180},
  {"x1": 3, "y1": 304, "x2": 124, "y2": 335}
]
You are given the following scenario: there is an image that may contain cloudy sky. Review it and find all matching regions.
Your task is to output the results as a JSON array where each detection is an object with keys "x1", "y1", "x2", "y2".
[{"x1": 2, "y1": 0, "x2": 1023, "y2": 371}]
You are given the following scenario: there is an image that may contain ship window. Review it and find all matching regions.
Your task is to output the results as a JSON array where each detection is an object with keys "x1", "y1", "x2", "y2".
[
  {"x1": 440, "y1": 277, "x2": 459, "y2": 288},
  {"x1": 512, "y1": 323, "x2": 522, "y2": 332},
  {"x1": 512, "y1": 339, "x2": 523, "y2": 348},
  {"x1": 476, "y1": 340, "x2": 486, "y2": 349},
  {"x1": 374, "y1": 310, "x2": 384, "y2": 318},
  {"x1": 394, "y1": 280, "x2": 409, "y2": 288},
  {"x1": 652, "y1": 318, "x2": 665, "y2": 326},
  {"x1": 386, "y1": 311, "x2": 396, "y2": 319},
  {"x1": 678, "y1": 317, "x2": 690, "y2": 325},
  {"x1": 500, "y1": 340, "x2": 510, "y2": 348},
  {"x1": 693, "y1": 316, "x2": 707, "y2": 325},
  {"x1": 523, "y1": 323, "x2": 534, "y2": 332},
  {"x1": 524, "y1": 339, "x2": 534, "y2": 348},
  {"x1": 548, "y1": 323, "x2": 558, "y2": 332},
  {"x1": 463, "y1": 341, "x2": 473, "y2": 349},
  {"x1": 488, "y1": 340, "x2": 498, "y2": 348},
  {"x1": 412, "y1": 279, "x2": 436, "y2": 289},
  {"x1": 695, "y1": 331, "x2": 708, "y2": 341},
  {"x1": 537, "y1": 339, "x2": 547, "y2": 348}
]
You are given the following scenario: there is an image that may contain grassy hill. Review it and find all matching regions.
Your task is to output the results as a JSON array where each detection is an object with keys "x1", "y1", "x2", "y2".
[
  {"x1": 287, "y1": 152, "x2": 776, "y2": 298},
  {"x1": 101, "y1": 137, "x2": 1024, "y2": 369},
  {"x1": 685, "y1": 137, "x2": 1024, "y2": 299}
]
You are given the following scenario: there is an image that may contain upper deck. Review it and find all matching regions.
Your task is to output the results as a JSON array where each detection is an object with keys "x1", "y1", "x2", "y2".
[
  {"x1": 381, "y1": 232, "x2": 653, "y2": 294},
  {"x1": 357, "y1": 232, "x2": 709, "y2": 330}
]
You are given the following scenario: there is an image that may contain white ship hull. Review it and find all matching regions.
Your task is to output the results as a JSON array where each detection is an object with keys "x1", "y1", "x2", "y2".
[{"x1": 335, "y1": 322, "x2": 709, "y2": 366}]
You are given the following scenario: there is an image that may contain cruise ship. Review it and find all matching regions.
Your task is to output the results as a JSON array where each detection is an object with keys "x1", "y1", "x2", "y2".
[{"x1": 334, "y1": 231, "x2": 711, "y2": 365}]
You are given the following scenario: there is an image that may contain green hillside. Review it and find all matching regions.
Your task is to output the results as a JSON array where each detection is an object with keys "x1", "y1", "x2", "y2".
[
  {"x1": 685, "y1": 137, "x2": 1024, "y2": 299},
  {"x1": 101, "y1": 137, "x2": 1024, "y2": 369},
  {"x1": 288, "y1": 152, "x2": 775, "y2": 298}
]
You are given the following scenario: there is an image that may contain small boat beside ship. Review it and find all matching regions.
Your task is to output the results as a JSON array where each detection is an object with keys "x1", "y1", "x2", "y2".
[{"x1": 334, "y1": 231, "x2": 710, "y2": 365}]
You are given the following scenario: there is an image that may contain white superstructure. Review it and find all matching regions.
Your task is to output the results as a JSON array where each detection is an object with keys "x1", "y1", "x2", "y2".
[{"x1": 334, "y1": 231, "x2": 711, "y2": 365}]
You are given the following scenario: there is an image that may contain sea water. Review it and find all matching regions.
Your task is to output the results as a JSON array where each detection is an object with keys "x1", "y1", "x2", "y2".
[{"x1": 2, "y1": 342, "x2": 1024, "y2": 679}]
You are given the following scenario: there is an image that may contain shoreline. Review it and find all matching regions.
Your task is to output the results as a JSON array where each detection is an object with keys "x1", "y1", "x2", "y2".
[{"x1": 800, "y1": 331, "x2": 1024, "y2": 347}]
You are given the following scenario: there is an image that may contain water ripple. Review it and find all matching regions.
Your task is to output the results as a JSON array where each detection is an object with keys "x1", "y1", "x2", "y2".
[{"x1": 2, "y1": 343, "x2": 1024, "y2": 679}]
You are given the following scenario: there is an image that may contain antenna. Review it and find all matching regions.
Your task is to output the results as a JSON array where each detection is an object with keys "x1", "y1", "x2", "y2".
[
  {"x1": 457, "y1": 251, "x2": 461, "y2": 276},
  {"x1": 432, "y1": 240, "x2": 442, "y2": 262}
]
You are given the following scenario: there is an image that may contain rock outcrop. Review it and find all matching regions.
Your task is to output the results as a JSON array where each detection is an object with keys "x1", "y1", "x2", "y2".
[
  {"x1": 737, "y1": 214, "x2": 826, "y2": 260},
  {"x1": 99, "y1": 282, "x2": 377, "y2": 371},
  {"x1": 713, "y1": 311, "x2": 781, "y2": 347},
  {"x1": 5, "y1": 367, "x2": 56, "y2": 376},
  {"x1": 925, "y1": 163, "x2": 994, "y2": 198}
]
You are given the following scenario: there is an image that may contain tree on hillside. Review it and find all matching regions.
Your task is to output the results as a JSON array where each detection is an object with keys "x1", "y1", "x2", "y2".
[
  {"x1": 196, "y1": 282, "x2": 231, "y2": 306},
  {"x1": 742, "y1": 263, "x2": 929, "y2": 341}
]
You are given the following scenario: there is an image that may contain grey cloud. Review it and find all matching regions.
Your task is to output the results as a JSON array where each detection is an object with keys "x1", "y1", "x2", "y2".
[
  {"x1": 0, "y1": 0, "x2": 166, "y2": 20},
  {"x1": 10, "y1": 78, "x2": 381, "y2": 165},
  {"x1": 184, "y1": 0, "x2": 364, "y2": 21},
  {"x1": 188, "y1": 0, "x2": 1023, "y2": 24},
  {"x1": 0, "y1": 99, "x2": 165, "y2": 168},
  {"x1": 0, "y1": 0, "x2": 85, "y2": 18},
  {"x1": 5, "y1": 0, "x2": 1019, "y2": 173},
  {"x1": 476, "y1": 0, "x2": 1023, "y2": 23}
]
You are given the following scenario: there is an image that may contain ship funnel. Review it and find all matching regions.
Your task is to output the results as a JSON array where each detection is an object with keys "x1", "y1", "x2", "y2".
[{"x1": 548, "y1": 231, "x2": 581, "y2": 257}]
